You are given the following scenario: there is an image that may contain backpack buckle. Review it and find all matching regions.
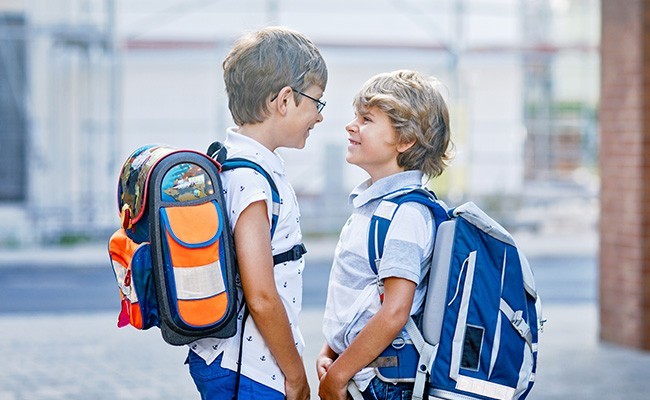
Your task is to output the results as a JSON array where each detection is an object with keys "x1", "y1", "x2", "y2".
[
  {"x1": 512, "y1": 311, "x2": 530, "y2": 337},
  {"x1": 391, "y1": 336, "x2": 406, "y2": 350},
  {"x1": 291, "y1": 243, "x2": 307, "y2": 260},
  {"x1": 272, "y1": 243, "x2": 307, "y2": 265}
]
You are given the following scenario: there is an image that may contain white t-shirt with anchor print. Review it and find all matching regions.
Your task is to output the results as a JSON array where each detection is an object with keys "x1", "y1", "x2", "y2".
[{"x1": 189, "y1": 128, "x2": 305, "y2": 394}]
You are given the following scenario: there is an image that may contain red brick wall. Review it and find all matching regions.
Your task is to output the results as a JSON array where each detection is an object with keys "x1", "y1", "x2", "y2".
[{"x1": 600, "y1": 0, "x2": 650, "y2": 349}]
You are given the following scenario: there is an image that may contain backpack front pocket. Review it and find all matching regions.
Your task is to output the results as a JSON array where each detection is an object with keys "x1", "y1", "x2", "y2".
[{"x1": 159, "y1": 200, "x2": 230, "y2": 331}]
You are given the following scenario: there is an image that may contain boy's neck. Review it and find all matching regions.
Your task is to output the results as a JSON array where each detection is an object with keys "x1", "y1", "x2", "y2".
[
  {"x1": 367, "y1": 164, "x2": 406, "y2": 185},
  {"x1": 236, "y1": 122, "x2": 278, "y2": 152}
]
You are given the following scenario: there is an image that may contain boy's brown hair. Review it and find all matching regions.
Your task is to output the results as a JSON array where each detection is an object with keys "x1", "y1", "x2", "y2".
[
  {"x1": 353, "y1": 69, "x2": 453, "y2": 178},
  {"x1": 223, "y1": 26, "x2": 328, "y2": 126}
]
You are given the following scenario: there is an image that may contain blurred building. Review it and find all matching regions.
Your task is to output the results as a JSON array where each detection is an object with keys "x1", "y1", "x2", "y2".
[{"x1": 0, "y1": 0, "x2": 599, "y2": 244}]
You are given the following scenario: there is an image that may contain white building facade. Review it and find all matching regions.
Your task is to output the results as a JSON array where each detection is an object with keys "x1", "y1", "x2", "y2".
[{"x1": 0, "y1": 0, "x2": 599, "y2": 243}]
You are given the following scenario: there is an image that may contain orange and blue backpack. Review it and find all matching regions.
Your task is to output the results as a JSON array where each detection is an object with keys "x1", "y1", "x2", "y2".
[{"x1": 108, "y1": 142, "x2": 290, "y2": 345}]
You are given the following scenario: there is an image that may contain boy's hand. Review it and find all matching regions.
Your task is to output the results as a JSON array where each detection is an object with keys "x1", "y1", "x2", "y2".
[
  {"x1": 318, "y1": 368, "x2": 349, "y2": 400},
  {"x1": 316, "y1": 354, "x2": 334, "y2": 380},
  {"x1": 285, "y1": 371, "x2": 310, "y2": 400}
]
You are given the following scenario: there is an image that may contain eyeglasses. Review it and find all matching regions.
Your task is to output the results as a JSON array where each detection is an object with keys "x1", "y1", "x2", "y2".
[
  {"x1": 271, "y1": 88, "x2": 326, "y2": 113},
  {"x1": 293, "y1": 89, "x2": 326, "y2": 113}
]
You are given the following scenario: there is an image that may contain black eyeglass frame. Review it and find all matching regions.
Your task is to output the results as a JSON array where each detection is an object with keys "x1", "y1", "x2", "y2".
[{"x1": 270, "y1": 88, "x2": 326, "y2": 113}]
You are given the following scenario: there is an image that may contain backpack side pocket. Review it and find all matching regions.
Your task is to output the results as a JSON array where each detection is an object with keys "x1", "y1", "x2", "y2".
[{"x1": 108, "y1": 229, "x2": 158, "y2": 330}]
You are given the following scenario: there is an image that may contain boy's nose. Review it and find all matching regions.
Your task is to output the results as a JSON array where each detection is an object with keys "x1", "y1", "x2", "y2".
[{"x1": 345, "y1": 122, "x2": 356, "y2": 134}]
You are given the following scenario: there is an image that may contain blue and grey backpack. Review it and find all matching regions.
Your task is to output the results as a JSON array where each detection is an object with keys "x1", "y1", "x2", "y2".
[{"x1": 362, "y1": 188, "x2": 543, "y2": 400}]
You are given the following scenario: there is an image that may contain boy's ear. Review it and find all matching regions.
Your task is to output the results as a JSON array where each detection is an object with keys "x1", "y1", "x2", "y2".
[
  {"x1": 397, "y1": 139, "x2": 416, "y2": 154},
  {"x1": 271, "y1": 86, "x2": 294, "y2": 115}
]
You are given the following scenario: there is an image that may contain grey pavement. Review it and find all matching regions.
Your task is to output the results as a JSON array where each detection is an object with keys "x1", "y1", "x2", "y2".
[{"x1": 2, "y1": 231, "x2": 650, "y2": 399}]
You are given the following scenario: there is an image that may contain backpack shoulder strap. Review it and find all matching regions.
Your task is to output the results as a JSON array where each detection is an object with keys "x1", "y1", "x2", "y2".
[
  {"x1": 206, "y1": 141, "x2": 281, "y2": 238},
  {"x1": 368, "y1": 188, "x2": 449, "y2": 275},
  {"x1": 221, "y1": 158, "x2": 281, "y2": 239}
]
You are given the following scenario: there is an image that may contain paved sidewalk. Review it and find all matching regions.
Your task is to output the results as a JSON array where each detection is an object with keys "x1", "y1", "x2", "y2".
[
  {"x1": 3, "y1": 232, "x2": 650, "y2": 399},
  {"x1": 2, "y1": 303, "x2": 650, "y2": 399}
]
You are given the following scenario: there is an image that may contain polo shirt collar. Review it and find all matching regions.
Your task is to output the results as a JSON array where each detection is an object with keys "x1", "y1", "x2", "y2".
[
  {"x1": 224, "y1": 127, "x2": 286, "y2": 175},
  {"x1": 350, "y1": 170, "x2": 424, "y2": 208}
]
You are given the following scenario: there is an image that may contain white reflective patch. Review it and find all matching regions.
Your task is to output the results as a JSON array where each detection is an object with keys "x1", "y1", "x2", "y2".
[
  {"x1": 450, "y1": 251, "x2": 477, "y2": 380},
  {"x1": 455, "y1": 375, "x2": 515, "y2": 400},
  {"x1": 174, "y1": 260, "x2": 225, "y2": 300},
  {"x1": 110, "y1": 258, "x2": 138, "y2": 302},
  {"x1": 374, "y1": 201, "x2": 399, "y2": 220}
]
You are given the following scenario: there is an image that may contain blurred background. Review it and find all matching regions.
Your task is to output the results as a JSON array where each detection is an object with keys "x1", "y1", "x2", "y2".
[
  {"x1": 0, "y1": 0, "x2": 599, "y2": 243},
  {"x1": 1, "y1": 1, "x2": 625, "y2": 400}
]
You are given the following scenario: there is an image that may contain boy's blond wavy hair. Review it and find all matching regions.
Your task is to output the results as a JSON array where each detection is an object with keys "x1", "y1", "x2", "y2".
[
  {"x1": 223, "y1": 26, "x2": 328, "y2": 126},
  {"x1": 353, "y1": 70, "x2": 454, "y2": 179}
]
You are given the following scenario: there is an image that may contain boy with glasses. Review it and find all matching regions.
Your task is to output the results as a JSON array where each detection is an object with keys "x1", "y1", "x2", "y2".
[{"x1": 187, "y1": 26, "x2": 327, "y2": 400}]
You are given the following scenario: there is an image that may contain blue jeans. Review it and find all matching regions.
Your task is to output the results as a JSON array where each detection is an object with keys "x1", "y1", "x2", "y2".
[
  {"x1": 187, "y1": 351, "x2": 284, "y2": 400},
  {"x1": 362, "y1": 377, "x2": 414, "y2": 400}
]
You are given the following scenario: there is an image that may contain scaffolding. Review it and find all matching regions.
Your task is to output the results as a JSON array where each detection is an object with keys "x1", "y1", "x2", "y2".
[
  {"x1": 0, "y1": 0, "x2": 118, "y2": 243},
  {"x1": 0, "y1": 0, "x2": 600, "y2": 243}
]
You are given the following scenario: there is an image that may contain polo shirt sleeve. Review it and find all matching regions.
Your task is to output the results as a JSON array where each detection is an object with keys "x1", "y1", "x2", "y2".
[
  {"x1": 222, "y1": 168, "x2": 274, "y2": 233},
  {"x1": 377, "y1": 202, "x2": 434, "y2": 284}
]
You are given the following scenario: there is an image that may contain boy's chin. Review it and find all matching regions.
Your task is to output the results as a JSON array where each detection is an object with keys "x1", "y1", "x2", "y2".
[{"x1": 345, "y1": 154, "x2": 358, "y2": 166}]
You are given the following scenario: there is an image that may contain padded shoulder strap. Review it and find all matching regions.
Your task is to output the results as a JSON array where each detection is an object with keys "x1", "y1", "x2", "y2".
[
  {"x1": 368, "y1": 188, "x2": 449, "y2": 275},
  {"x1": 221, "y1": 158, "x2": 281, "y2": 239}
]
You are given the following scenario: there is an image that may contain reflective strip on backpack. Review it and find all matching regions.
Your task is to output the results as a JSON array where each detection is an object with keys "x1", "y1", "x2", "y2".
[
  {"x1": 455, "y1": 375, "x2": 515, "y2": 400},
  {"x1": 173, "y1": 259, "x2": 225, "y2": 300},
  {"x1": 449, "y1": 251, "x2": 477, "y2": 381}
]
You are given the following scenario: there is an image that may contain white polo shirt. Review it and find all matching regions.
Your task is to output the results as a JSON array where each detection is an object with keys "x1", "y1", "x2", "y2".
[{"x1": 189, "y1": 128, "x2": 305, "y2": 394}]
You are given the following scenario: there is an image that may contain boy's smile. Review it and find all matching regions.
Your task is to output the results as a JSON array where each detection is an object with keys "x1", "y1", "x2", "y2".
[
  {"x1": 286, "y1": 85, "x2": 325, "y2": 149},
  {"x1": 345, "y1": 106, "x2": 406, "y2": 182}
]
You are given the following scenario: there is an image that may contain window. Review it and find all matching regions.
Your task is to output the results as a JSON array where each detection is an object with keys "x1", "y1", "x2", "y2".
[{"x1": 0, "y1": 13, "x2": 27, "y2": 201}]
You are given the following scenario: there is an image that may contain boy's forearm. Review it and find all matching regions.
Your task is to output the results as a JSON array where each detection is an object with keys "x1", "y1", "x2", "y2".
[
  {"x1": 326, "y1": 304, "x2": 406, "y2": 384},
  {"x1": 327, "y1": 277, "x2": 417, "y2": 384},
  {"x1": 234, "y1": 201, "x2": 307, "y2": 383},
  {"x1": 247, "y1": 291, "x2": 306, "y2": 382}
]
